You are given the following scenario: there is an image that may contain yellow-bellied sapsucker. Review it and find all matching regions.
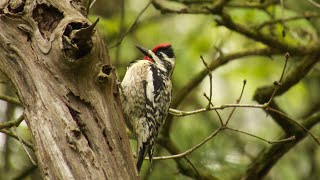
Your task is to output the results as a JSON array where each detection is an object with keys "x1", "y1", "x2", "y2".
[{"x1": 120, "y1": 43, "x2": 175, "y2": 172}]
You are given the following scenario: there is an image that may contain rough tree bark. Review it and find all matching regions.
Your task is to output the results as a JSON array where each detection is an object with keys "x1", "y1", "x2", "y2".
[{"x1": 0, "y1": 0, "x2": 137, "y2": 179}]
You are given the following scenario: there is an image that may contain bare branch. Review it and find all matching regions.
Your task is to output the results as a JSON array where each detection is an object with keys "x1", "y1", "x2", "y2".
[
  {"x1": 169, "y1": 103, "x2": 263, "y2": 117},
  {"x1": 0, "y1": 114, "x2": 24, "y2": 129},
  {"x1": 172, "y1": 47, "x2": 277, "y2": 109},
  {"x1": 152, "y1": 0, "x2": 320, "y2": 55},
  {"x1": 153, "y1": 0, "x2": 230, "y2": 14},
  {"x1": 216, "y1": 12, "x2": 319, "y2": 56},
  {"x1": 153, "y1": 127, "x2": 222, "y2": 160},
  {"x1": 200, "y1": 56, "x2": 213, "y2": 109},
  {"x1": 201, "y1": 55, "x2": 224, "y2": 125},
  {"x1": 225, "y1": 127, "x2": 295, "y2": 144},
  {"x1": 307, "y1": 0, "x2": 320, "y2": 8},
  {"x1": 0, "y1": 94, "x2": 21, "y2": 106},
  {"x1": 257, "y1": 13, "x2": 320, "y2": 30},
  {"x1": 170, "y1": 103, "x2": 320, "y2": 145},
  {"x1": 243, "y1": 111, "x2": 320, "y2": 179},
  {"x1": 227, "y1": 0, "x2": 279, "y2": 9},
  {"x1": 108, "y1": 0, "x2": 153, "y2": 48},
  {"x1": 146, "y1": 1, "x2": 320, "y2": 179},
  {"x1": 264, "y1": 52, "x2": 289, "y2": 106},
  {"x1": 254, "y1": 55, "x2": 319, "y2": 134},
  {"x1": 267, "y1": 108, "x2": 320, "y2": 145},
  {"x1": 157, "y1": 137, "x2": 220, "y2": 180},
  {"x1": 152, "y1": 124, "x2": 296, "y2": 161},
  {"x1": 0, "y1": 129, "x2": 34, "y2": 150},
  {"x1": 13, "y1": 127, "x2": 37, "y2": 165},
  {"x1": 184, "y1": 157, "x2": 200, "y2": 177},
  {"x1": 203, "y1": 93, "x2": 223, "y2": 125},
  {"x1": 254, "y1": 55, "x2": 319, "y2": 103},
  {"x1": 0, "y1": 113, "x2": 33, "y2": 152},
  {"x1": 224, "y1": 79, "x2": 246, "y2": 126}
]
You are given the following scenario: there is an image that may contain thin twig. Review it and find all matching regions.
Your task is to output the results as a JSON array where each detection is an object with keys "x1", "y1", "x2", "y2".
[
  {"x1": 150, "y1": 123, "x2": 296, "y2": 161},
  {"x1": 0, "y1": 114, "x2": 24, "y2": 129},
  {"x1": 243, "y1": 111, "x2": 320, "y2": 179},
  {"x1": 86, "y1": 0, "x2": 97, "y2": 15},
  {"x1": 171, "y1": 47, "x2": 276, "y2": 111},
  {"x1": 0, "y1": 94, "x2": 21, "y2": 106},
  {"x1": 13, "y1": 127, "x2": 37, "y2": 165},
  {"x1": 169, "y1": 104, "x2": 320, "y2": 145},
  {"x1": 213, "y1": 45, "x2": 224, "y2": 57},
  {"x1": 203, "y1": 93, "x2": 214, "y2": 107},
  {"x1": 200, "y1": 56, "x2": 213, "y2": 109},
  {"x1": 0, "y1": 113, "x2": 35, "y2": 161},
  {"x1": 108, "y1": 0, "x2": 153, "y2": 49},
  {"x1": 267, "y1": 108, "x2": 320, "y2": 145},
  {"x1": 257, "y1": 13, "x2": 320, "y2": 30},
  {"x1": 89, "y1": 0, "x2": 96, "y2": 8},
  {"x1": 150, "y1": 127, "x2": 222, "y2": 160},
  {"x1": 169, "y1": 103, "x2": 265, "y2": 117},
  {"x1": 115, "y1": 0, "x2": 125, "y2": 63},
  {"x1": 307, "y1": 0, "x2": 320, "y2": 8},
  {"x1": 0, "y1": 129, "x2": 34, "y2": 150},
  {"x1": 201, "y1": 55, "x2": 224, "y2": 125},
  {"x1": 184, "y1": 157, "x2": 200, "y2": 177},
  {"x1": 265, "y1": 52, "x2": 289, "y2": 106},
  {"x1": 227, "y1": 0, "x2": 278, "y2": 9},
  {"x1": 203, "y1": 93, "x2": 223, "y2": 125},
  {"x1": 237, "y1": 80, "x2": 246, "y2": 104},
  {"x1": 279, "y1": 53, "x2": 289, "y2": 82},
  {"x1": 225, "y1": 127, "x2": 296, "y2": 144},
  {"x1": 224, "y1": 80, "x2": 246, "y2": 126}
]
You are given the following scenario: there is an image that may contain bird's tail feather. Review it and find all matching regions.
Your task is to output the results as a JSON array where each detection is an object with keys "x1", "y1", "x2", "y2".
[
  {"x1": 148, "y1": 144, "x2": 154, "y2": 171},
  {"x1": 136, "y1": 142, "x2": 148, "y2": 172}
]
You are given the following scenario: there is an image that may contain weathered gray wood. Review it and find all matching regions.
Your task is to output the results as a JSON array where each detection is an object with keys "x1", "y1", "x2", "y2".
[{"x1": 0, "y1": 0, "x2": 137, "y2": 179}]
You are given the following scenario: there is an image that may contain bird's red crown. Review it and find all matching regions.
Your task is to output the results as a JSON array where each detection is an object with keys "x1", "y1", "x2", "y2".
[
  {"x1": 152, "y1": 43, "x2": 172, "y2": 52},
  {"x1": 144, "y1": 43, "x2": 172, "y2": 61}
]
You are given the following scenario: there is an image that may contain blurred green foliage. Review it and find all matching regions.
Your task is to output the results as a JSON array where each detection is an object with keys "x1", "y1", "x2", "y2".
[{"x1": 91, "y1": 0, "x2": 319, "y2": 179}]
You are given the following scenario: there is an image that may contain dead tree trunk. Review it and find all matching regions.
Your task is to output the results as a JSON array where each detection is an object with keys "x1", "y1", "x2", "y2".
[{"x1": 0, "y1": 0, "x2": 137, "y2": 179}]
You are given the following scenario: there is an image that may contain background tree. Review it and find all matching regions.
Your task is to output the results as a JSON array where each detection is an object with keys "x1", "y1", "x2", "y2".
[{"x1": 1, "y1": 0, "x2": 320, "y2": 180}]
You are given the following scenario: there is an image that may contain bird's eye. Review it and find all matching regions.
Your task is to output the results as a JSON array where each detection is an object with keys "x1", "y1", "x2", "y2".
[{"x1": 156, "y1": 52, "x2": 162, "y2": 57}]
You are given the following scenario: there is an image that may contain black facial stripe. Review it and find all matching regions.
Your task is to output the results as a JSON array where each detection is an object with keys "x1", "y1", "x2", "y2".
[{"x1": 155, "y1": 46, "x2": 175, "y2": 58}]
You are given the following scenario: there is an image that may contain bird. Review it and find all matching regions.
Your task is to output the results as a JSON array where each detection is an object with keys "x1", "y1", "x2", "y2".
[{"x1": 120, "y1": 43, "x2": 175, "y2": 172}]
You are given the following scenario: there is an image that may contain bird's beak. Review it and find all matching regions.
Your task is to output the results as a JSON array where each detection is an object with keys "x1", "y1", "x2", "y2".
[{"x1": 136, "y1": 45, "x2": 153, "y2": 61}]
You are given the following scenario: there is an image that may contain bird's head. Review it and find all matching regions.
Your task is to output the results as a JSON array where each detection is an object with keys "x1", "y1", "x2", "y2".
[{"x1": 136, "y1": 43, "x2": 175, "y2": 75}]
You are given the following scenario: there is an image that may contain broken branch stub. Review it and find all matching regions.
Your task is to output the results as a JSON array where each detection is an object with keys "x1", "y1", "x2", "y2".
[{"x1": 62, "y1": 18, "x2": 99, "y2": 61}]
